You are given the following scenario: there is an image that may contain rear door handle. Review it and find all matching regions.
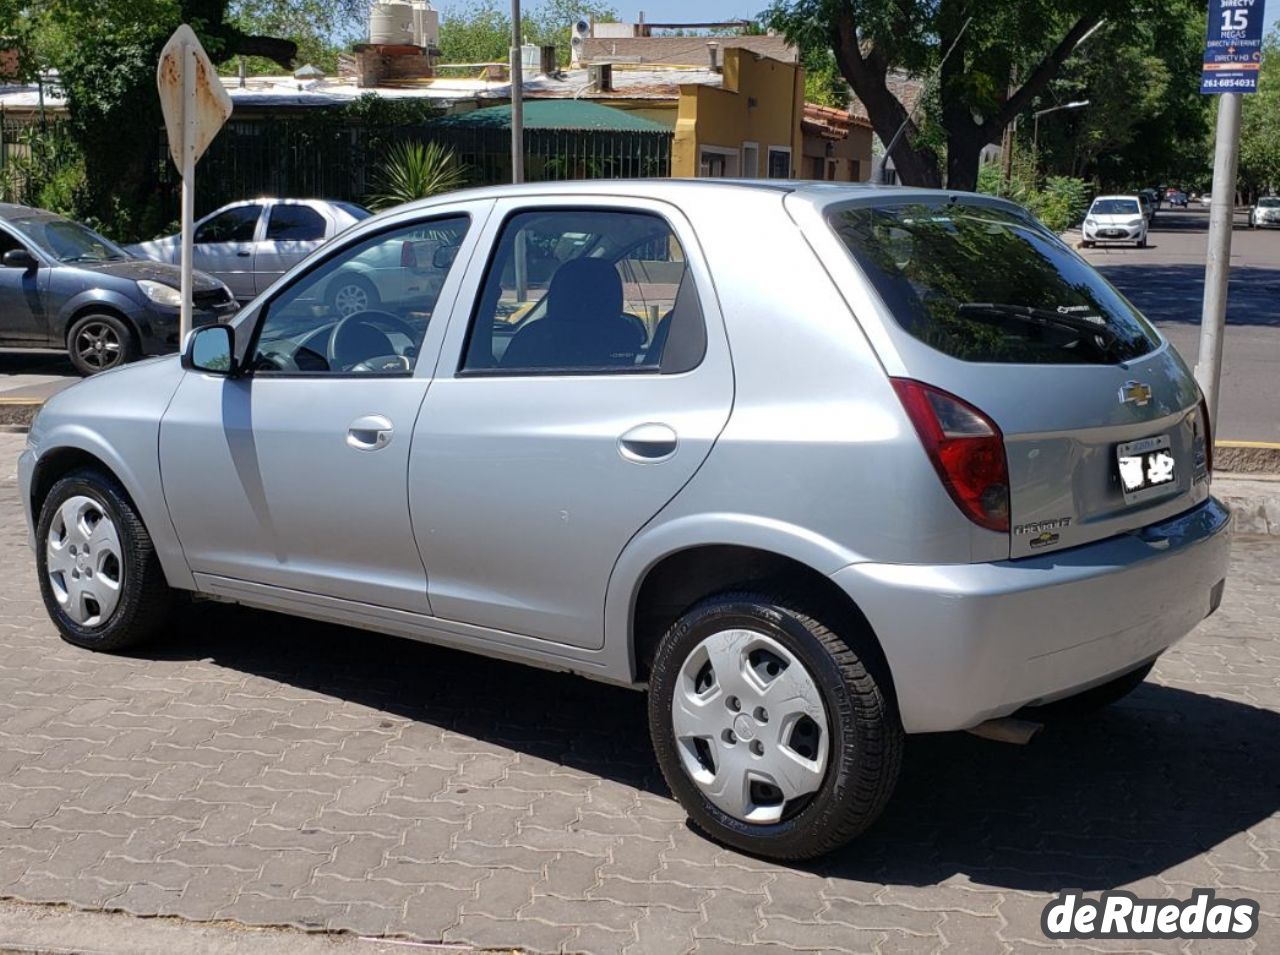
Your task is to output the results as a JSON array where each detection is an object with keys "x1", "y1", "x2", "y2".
[
  {"x1": 347, "y1": 414, "x2": 393, "y2": 451},
  {"x1": 235, "y1": 249, "x2": 252, "y2": 257},
  {"x1": 619, "y1": 423, "x2": 678, "y2": 462}
]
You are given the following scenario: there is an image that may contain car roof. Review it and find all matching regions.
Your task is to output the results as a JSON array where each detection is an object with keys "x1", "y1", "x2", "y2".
[
  {"x1": 1092, "y1": 195, "x2": 1142, "y2": 201},
  {"x1": 0, "y1": 202, "x2": 60, "y2": 223},
  {"x1": 381, "y1": 178, "x2": 1015, "y2": 216}
]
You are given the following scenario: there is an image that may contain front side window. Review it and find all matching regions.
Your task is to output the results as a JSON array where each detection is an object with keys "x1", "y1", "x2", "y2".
[
  {"x1": 461, "y1": 208, "x2": 703, "y2": 375},
  {"x1": 250, "y1": 215, "x2": 469, "y2": 375},
  {"x1": 196, "y1": 205, "x2": 262, "y2": 244},
  {"x1": 266, "y1": 205, "x2": 327, "y2": 242},
  {"x1": 828, "y1": 199, "x2": 1159, "y2": 364}
]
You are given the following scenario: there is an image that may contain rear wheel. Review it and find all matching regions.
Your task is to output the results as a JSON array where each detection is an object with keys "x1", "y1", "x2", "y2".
[
  {"x1": 67, "y1": 313, "x2": 137, "y2": 376},
  {"x1": 1020, "y1": 661, "x2": 1155, "y2": 721},
  {"x1": 36, "y1": 468, "x2": 176, "y2": 652},
  {"x1": 327, "y1": 274, "x2": 379, "y2": 318},
  {"x1": 648, "y1": 593, "x2": 902, "y2": 861}
]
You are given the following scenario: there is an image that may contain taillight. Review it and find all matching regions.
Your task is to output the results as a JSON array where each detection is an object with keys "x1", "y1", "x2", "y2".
[
  {"x1": 400, "y1": 242, "x2": 418, "y2": 269},
  {"x1": 891, "y1": 378, "x2": 1011, "y2": 533},
  {"x1": 1197, "y1": 393, "x2": 1213, "y2": 481}
]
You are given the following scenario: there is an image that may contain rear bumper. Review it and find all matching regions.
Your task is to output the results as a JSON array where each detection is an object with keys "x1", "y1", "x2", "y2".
[{"x1": 831, "y1": 497, "x2": 1232, "y2": 733}]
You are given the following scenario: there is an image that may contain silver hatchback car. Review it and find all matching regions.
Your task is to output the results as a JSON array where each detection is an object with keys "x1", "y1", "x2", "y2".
[{"x1": 19, "y1": 181, "x2": 1231, "y2": 860}]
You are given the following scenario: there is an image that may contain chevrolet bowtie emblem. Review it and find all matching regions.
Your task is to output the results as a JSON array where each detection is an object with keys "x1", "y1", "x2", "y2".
[{"x1": 1119, "y1": 380, "x2": 1153, "y2": 406}]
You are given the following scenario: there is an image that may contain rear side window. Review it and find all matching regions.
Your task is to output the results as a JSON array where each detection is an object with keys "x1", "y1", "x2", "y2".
[
  {"x1": 827, "y1": 200, "x2": 1159, "y2": 364},
  {"x1": 461, "y1": 208, "x2": 704, "y2": 375},
  {"x1": 266, "y1": 205, "x2": 327, "y2": 241}
]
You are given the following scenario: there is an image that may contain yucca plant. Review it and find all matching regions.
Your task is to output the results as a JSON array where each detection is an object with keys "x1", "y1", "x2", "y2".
[{"x1": 366, "y1": 141, "x2": 468, "y2": 211}]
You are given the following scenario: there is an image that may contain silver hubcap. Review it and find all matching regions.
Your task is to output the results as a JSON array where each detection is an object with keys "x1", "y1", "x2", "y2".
[
  {"x1": 333, "y1": 284, "x2": 368, "y2": 316},
  {"x1": 75, "y1": 322, "x2": 122, "y2": 370},
  {"x1": 45, "y1": 495, "x2": 124, "y2": 627},
  {"x1": 672, "y1": 629, "x2": 829, "y2": 824}
]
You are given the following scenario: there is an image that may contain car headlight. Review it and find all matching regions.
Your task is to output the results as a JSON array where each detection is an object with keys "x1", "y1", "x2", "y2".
[
  {"x1": 1127, "y1": 218, "x2": 1144, "y2": 227},
  {"x1": 1084, "y1": 218, "x2": 1097, "y2": 227},
  {"x1": 137, "y1": 279, "x2": 183, "y2": 307}
]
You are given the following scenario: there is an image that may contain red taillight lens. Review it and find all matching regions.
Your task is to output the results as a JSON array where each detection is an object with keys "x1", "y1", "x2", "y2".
[
  {"x1": 1198, "y1": 393, "x2": 1213, "y2": 480},
  {"x1": 400, "y1": 242, "x2": 418, "y2": 269},
  {"x1": 891, "y1": 378, "x2": 1011, "y2": 533}
]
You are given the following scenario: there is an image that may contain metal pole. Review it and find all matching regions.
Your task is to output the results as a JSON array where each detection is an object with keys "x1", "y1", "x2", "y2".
[
  {"x1": 1195, "y1": 91, "x2": 1243, "y2": 430},
  {"x1": 179, "y1": 41, "x2": 196, "y2": 343},
  {"x1": 510, "y1": 0, "x2": 524, "y2": 184}
]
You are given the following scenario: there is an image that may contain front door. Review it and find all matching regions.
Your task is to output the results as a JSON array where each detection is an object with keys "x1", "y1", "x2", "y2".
[
  {"x1": 410, "y1": 198, "x2": 734, "y2": 649},
  {"x1": 160, "y1": 208, "x2": 483, "y2": 612},
  {"x1": 192, "y1": 203, "x2": 263, "y2": 300},
  {"x1": 253, "y1": 202, "x2": 331, "y2": 295},
  {"x1": 0, "y1": 226, "x2": 47, "y2": 343}
]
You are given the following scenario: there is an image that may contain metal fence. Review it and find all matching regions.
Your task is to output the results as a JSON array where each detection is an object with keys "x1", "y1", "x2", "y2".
[
  {"x1": 0, "y1": 115, "x2": 62, "y2": 205},
  {"x1": 156, "y1": 116, "x2": 672, "y2": 218}
]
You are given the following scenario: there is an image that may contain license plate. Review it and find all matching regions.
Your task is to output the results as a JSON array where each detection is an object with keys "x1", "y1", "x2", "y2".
[
  {"x1": 1116, "y1": 434, "x2": 1177, "y2": 503},
  {"x1": 1101, "y1": 229, "x2": 1124, "y2": 237}
]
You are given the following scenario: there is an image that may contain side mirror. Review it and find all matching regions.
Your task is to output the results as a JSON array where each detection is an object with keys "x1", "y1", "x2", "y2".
[
  {"x1": 432, "y1": 244, "x2": 459, "y2": 269},
  {"x1": 182, "y1": 324, "x2": 238, "y2": 376},
  {"x1": 2, "y1": 249, "x2": 38, "y2": 271}
]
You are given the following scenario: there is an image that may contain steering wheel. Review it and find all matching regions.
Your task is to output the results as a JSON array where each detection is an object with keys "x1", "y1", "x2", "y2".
[{"x1": 327, "y1": 310, "x2": 418, "y2": 371}]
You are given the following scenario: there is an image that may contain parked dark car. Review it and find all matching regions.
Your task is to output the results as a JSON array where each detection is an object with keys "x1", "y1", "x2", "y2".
[{"x1": 0, "y1": 203, "x2": 238, "y2": 375}]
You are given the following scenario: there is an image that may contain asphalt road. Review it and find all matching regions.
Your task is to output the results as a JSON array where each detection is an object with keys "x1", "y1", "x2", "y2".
[
  {"x1": 1078, "y1": 205, "x2": 1280, "y2": 442},
  {"x1": 2, "y1": 205, "x2": 1277, "y2": 440}
]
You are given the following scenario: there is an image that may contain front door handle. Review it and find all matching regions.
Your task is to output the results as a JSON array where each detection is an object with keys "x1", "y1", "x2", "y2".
[
  {"x1": 619, "y1": 422, "x2": 678, "y2": 462},
  {"x1": 235, "y1": 248, "x2": 252, "y2": 257},
  {"x1": 347, "y1": 414, "x2": 393, "y2": 451}
]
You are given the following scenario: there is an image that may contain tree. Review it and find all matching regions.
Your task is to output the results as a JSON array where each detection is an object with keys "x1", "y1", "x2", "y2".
[
  {"x1": 765, "y1": 0, "x2": 1144, "y2": 191},
  {"x1": 1240, "y1": 34, "x2": 1280, "y2": 196},
  {"x1": 438, "y1": 0, "x2": 617, "y2": 66}
]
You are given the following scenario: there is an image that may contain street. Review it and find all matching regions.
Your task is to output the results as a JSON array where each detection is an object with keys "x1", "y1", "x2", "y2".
[
  {"x1": 0, "y1": 432, "x2": 1278, "y2": 952},
  {"x1": 1079, "y1": 205, "x2": 1280, "y2": 442}
]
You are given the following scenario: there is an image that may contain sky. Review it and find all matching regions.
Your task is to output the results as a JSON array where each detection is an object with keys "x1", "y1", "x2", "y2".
[{"x1": 603, "y1": 1, "x2": 762, "y2": 20}]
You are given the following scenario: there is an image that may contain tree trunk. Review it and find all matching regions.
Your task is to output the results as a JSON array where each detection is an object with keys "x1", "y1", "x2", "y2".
[{"x1": 945, "y1": 138, "x2": 982, "y2": 192}]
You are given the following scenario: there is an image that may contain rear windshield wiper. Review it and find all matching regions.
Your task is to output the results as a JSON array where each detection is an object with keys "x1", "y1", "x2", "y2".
[{"x1": 956, "y1": 302, "x2": 1121, "y2": 352}]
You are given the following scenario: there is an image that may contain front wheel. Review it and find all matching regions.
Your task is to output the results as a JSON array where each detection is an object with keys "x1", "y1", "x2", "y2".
[
  {"x1": 67, "y1": 313, "x2": 137, "y2": 376},
  {"x1": 1137, "y1": 235, "x2": 1147, "y2": 248},
  {"x1": 36, "y1": 468, "x2": 176, "y2": 652},
  {"x1": 648, "y1": 593, "x2": 903, "y2": 861}
]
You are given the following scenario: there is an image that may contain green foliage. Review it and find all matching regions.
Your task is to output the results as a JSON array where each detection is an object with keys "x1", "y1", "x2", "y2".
[
  {"x1": 438, "y1": 0, "x2": 617, "y2": 66},
  {"x1": 978, "y1": 160, "x2": 1091, "y2": 232},
  {"x1": 366, "y1": 141, "x2": 468, "y2": 211},
  {"x1": 225, "y1": 0, "x2": 362, "y2": 74},
  {"x1": 801, "y1": 47, "x2": 849, "y2": 109},
  {"x1": 1241, "y1": 34, "x2": 1280, "y2": 196}
]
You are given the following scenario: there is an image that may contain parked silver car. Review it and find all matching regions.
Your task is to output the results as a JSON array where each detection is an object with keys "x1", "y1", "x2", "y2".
[
  {"x1": 19, "y1": 181, "x2": 1231, "y2": 860},
  {"x1": 1249, "y1": 196, "x2": 1280, "y2": 228},
  {"x1": 127, "y1": 198, "x2": 370, "y2": 301}
]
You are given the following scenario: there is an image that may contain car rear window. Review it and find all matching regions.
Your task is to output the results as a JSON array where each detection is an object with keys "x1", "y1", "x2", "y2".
[{"x1": 826, "y1": 199, "x2": 1159, "y2": 364}]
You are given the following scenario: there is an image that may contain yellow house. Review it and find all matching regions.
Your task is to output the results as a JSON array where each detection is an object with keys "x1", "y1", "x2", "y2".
[{"x1": 673, "y1": 48, "x2": 804, "y2": 179}]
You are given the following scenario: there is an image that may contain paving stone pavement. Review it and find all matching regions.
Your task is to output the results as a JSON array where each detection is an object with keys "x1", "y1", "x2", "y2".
[{"x1": 1, "y1": 432, "x2": 1278, "y2": 954}]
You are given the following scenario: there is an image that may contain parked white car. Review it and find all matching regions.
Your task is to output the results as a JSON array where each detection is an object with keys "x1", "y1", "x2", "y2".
[
  {"x1": 1249, "y1": 196, "x2": 1280, "y2": 228},
  {"x1": 128, "y1": 199, "x2": 370, "y2": 302},
  {"x1": 1082, "y1": 196, "x2": 1149, "y2": 248}
]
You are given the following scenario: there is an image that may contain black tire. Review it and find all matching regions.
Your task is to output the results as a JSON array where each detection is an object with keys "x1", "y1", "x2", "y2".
[
  {"x1": 1081, "y1": 240, "x2": 1094, "y2": 248},
  {"x1": 35, "y1": 468, "x2": 176, "y2": 652},
  {"x1": 66, "y1": 313, "x2": 138, "y2": 376},
  {"x1": 1137, "y1": 236, "x2": 1147, "y2": 249},
  {"x1": 648, "y1": 592, "x2": 903, "y2": 861},
  {"x1": 1019, "y1": 660, "x2": 1155, "y2": 721},
  {"x1": 326, "y1": 273, "x2": 379, "y2": 318}
]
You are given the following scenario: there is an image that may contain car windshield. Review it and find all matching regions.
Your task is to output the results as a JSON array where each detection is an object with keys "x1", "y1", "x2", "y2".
[
  {"x1": 12, "y1": 216, "x2": 129, "y2": 263},
  {"x1": 1258, "y1": 198, "x2": 1280, "y2": 208},
  {"x1": 1091, "y1": 199, "x2": 1141, "y2": 216},
  {"x1": 826, "y1": 199, "x2": 1159, "y2": 365}
]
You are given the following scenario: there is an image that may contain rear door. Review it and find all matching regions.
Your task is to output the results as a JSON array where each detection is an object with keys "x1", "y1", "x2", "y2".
[
  {"x1": 408, "y1": 196, "x2": 734, "y2": 649},
  {"x1": 805, "y1": 194, "x2": 1209, "y2": 559},
  {"x1": 254, "y1": 202, "x2": 331, "y2": 294}
]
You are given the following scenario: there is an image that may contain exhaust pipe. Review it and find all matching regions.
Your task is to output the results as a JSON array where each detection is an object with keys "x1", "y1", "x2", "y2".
[{"x1": 966, "y1": 717, "x2": 1043, "y2": 745}]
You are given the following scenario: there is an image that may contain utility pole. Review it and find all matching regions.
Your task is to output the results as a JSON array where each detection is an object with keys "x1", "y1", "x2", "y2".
[
  {"x1": 1195, "y1": 91, "x2": 1242, "y2": 427},
  {"x1": 510, "y1": 0, "x2": 525, "y2": 184},
  {"x1": 1194, "y1": 0, "x2": 1266, "y2": 430}
]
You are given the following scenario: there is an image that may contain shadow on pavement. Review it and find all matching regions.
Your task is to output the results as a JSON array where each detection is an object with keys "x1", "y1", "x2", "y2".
[
  {"x1": 1098, "y1": 264, "x2": 1280, "y2": 327},
  {"x1": 153, "y1": 601, "x2": 1280, "y2": 894}
]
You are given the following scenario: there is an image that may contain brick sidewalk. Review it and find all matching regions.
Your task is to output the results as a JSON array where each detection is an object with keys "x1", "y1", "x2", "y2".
[{"x1": 1, "y1": 433, "x2": 1277, "y2": 953}]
